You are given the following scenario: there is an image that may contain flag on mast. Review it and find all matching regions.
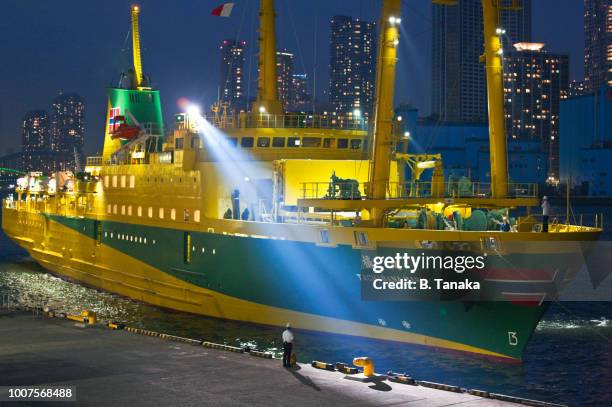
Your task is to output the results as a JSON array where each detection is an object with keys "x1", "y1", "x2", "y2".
[{"x1": 211, "y1": 3, "x2": 234, "y2": 17}]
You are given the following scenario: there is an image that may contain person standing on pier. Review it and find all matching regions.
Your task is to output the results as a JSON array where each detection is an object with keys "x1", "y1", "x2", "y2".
[
  {"x1": 282, "y1": 323, "x2": 294, "y2": 368},
  {"x1": 541, "y1": 196, "x2": 550, "y2": 232}
]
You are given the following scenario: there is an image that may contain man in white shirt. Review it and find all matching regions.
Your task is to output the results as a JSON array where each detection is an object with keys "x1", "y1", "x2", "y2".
[
  {"x1": 282, "y1": 323, "x2": 294, "y2": 368},
  {"x1": 541, "y1": 196, "x2": 550, "y2": 233}
]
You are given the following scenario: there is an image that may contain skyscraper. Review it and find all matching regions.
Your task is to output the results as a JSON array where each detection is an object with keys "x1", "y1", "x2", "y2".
[
  {"x1": 504, "y1": 42, "x2": 569, "y2": 181},
  {"x1": 22, "y1": 110, "x2": 53, "y2": 172},
  {"x1": 291, "y1": 73, "x2": 312, "y2": 112},
  {"x1": 432, "y1": 0, "x2": 532, "y2": 123},
  {"x1": 329, "y1": 15, "x2": 376, "y2": 117},
  {"x1": 50, "y1": 92, "x2": 85, "y2": 171},
  {"x1": 219, "y1": 39, "x2": 246, "y2": 112},
  {"x1": 276, "y1": 50, "x2": 294, "y2": 111},
  {"x1": 584, "y1": 0, "x2": 611, "y2": 92}
]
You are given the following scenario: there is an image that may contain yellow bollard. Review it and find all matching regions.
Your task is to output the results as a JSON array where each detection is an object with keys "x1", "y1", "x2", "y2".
[{"x1": 353, "y1": 357, "x2": 374, "y2": 377}]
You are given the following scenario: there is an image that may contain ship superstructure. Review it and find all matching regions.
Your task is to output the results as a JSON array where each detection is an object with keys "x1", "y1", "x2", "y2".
[{"x1": 2, "y1": 1, "x2": 603, "y2": 361}]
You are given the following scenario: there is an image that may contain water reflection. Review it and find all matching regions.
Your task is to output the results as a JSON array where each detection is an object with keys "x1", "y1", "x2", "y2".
[{"x1": 1, "y1": 259, "x2": 611, "y2": 407}]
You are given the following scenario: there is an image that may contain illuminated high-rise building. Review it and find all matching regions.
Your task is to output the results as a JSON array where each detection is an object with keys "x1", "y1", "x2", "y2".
[
  {"x1": 219, "y1": 39, "x2": 246, "y2": 111},
  {"x1": 50, "y1": 92, "x2": 85, "y2": 170},
  {"x1": 504, "y1": 42, "x2": 569, "y2": 181},
  {"x1": 22, "y1": 110, "x2": 53, "y2": 172},
  {"x1": 291, "y1": 73, "x2": 312, "y2": 112},
  {"x1": 329, "y1": 15, "x2": 376, "y2": 117},
  {"x1": 276, "y1": 50, "x2": 294, "y2": 111},
  {"x1": 584, "y1": 0, "x2": 612, "y2": 92},
  {"x1": 432, "y1": 0, "x2": 532, "y2": 123}
]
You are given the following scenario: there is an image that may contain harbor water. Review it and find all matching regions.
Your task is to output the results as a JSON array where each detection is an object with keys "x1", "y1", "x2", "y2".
[{"x1": 1, "y1": 205, "x2": 610, "y2": 407}]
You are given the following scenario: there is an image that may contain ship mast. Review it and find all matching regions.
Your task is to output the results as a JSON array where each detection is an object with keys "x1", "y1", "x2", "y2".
[
  {"x1": 252, "y1": 0, "x2": 283, "y2": 115},
  {"x1": 482, "y1": 0, "x2": 510, "y2": 198},
  {"x1": 131, "y1": 5, "x2": 144, "y2": 89},
  {"x1": 368, "y1": 0, "x2": 401, "y2": 226}
]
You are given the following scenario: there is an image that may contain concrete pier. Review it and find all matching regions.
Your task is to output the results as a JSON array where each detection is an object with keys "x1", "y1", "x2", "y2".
[{"x1": 0, "y1": 312, "x2": 548, "y2": 406}]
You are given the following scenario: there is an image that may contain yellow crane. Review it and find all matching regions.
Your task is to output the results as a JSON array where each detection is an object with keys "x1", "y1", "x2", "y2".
[
  {"x1": 481, "y1": 0, "x2": 521, "y2": 198},
  {"x1": 251, "y1": 0, "x2": 284, "y2": 116},
  {"x1": 131, "y1": 5, "x2": 145, "y2": 89},
  {"x1": 369, "y1": 0, "x2": 402, "y2": 226}
]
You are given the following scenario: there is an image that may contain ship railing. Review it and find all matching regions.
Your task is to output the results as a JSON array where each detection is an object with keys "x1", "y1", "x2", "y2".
[
  {"x1": 300, "y1": 181, "x2": 539, "y2": 200},
  {"x1": 139, "y1": 122, "x2": 164, "y2": 136},
  {"x1": 205, "y1": 113, "x2": 370, "y2": 131},
  {"x1": 517, "y1": 213, "x2": 604, "y2": 232},
  {"x1": 86, "y1": 156, "x2": 103, "y2": 167}
]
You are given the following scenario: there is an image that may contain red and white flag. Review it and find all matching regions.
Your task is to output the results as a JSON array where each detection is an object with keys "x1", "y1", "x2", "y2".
[{"x1": 211, "y1": 3, "x2": 234, "y2": 17}]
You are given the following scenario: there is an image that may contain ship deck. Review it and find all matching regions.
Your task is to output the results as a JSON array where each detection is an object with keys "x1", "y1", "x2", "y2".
[{"x1": 0, "y1": 310, "x2": 562, "y2": 407}]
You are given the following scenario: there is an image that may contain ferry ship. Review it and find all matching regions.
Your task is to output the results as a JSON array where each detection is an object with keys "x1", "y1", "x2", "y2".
[{"x1": 2, "y1": 0, "x2": 603, "y2": 360}]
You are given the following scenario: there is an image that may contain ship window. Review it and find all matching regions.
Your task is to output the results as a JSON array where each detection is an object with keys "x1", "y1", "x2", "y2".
[
  {"x1": 302, "y1": 137, "x2": 321, "y2": 147},
  {"x1": 104, "y1": 175, "x2": 109, "y2": 188},
  {"x1": 338, "y1": 139, "x2": 349, "y2": 149},
  {"x1": 129, "y1": 175, "x2": 135, "y2": 188},
  {"x1": 288, "y1": 137, "x2": 300, "y2": 147},
  {"x1": 121, "y1": 175, "x2": 126, "y2": 188},
  {"x1": 175, "y1": 137, "x2": 184, "y2": 149},
  {"x1": 226, "y1": 137, "x2": 238, "y2": 147},
  {"x1": 171, "y1": 208, "x2": 176, "y2": 220},
  {"x1": 191, "y1": 137, "x2": 200, "y2": 149},
  {"x1": 159, "y1": 208, "x2": 164, "y2": 219},
  {"x1": 241, "y1": 137, "x2": 254, "y2": 148},
  {"x1": 112, "y1": 175, "x2": 118, "y2": 188},
  {"x1": 121, "y1": 205, "x2": 126, "y2": 215},
  {"x1": 272, "y1": 137, "x2": 285, "y2": 147},
  {"x1": 257, "y1": 137, "x2": 270, "y2": 147},
  {"x1": 183, "y1": 208, "x2": 190, "y2": 222},
  {"x1": 148, "y1": 207, "x2": 153, "y2": 218},
  {"x1": 113, "y1": 204, "x2": 118, "y2": 214},
  {"x1": 137, "y1": 206, "x2": 142, "y2": 217},
  {"x1": 320, "y1": 229, "x2": 330, "y2": 244},
  {"x1": 107, "y1": 204, "x2": 111, "y2": 214},
  {"x1": 323, "y1": 138, "x2": 332, "y2": 148},
  {"x1": 350, "y1": 139, "x2": 362, "y2": 149},
  {"x1": 354, "y1": 231, "x2": 369, "y2": 246},
  {"x1": 194, "y1": 210, "x2": 200, "y2": 223},
  {"x1": 128, "y1": 205, "x2": 132, "y2": 216}
]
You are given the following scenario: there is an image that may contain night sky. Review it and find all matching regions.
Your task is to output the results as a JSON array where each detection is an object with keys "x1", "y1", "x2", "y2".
[{"x1": 0, "y1": 0, "x2": 584, "y2": 156}]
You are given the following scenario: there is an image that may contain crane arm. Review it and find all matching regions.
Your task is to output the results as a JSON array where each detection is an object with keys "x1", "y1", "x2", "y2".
[{"x1": 131, "y1": 5, "x2": 143, "y2": 88}]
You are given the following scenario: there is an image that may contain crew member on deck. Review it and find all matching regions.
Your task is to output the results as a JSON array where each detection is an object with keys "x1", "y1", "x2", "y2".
[
  {"x1": 500, "y1": 216, "x2": 511, "y2": 232},
  {"x1": 541, "y1": 196, "x2": 550, "y2": 233},
  {"x1": 223, "y1": 208, "x2": 232, "y2": 219},
  {"x1": 282, "y1": 323, "x2": 294, "y2": 368},
  {"x1": 241, "y1": 208, "x2": 250, "y2": 221}
]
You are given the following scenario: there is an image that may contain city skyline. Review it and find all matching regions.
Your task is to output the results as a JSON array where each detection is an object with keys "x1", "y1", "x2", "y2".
[
  {"x1": 431, "y1": 0, "x2": 532, "y2": 123},
  {"x1": 0, "y1": 1, "x2": 585, "y2": 156}
]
